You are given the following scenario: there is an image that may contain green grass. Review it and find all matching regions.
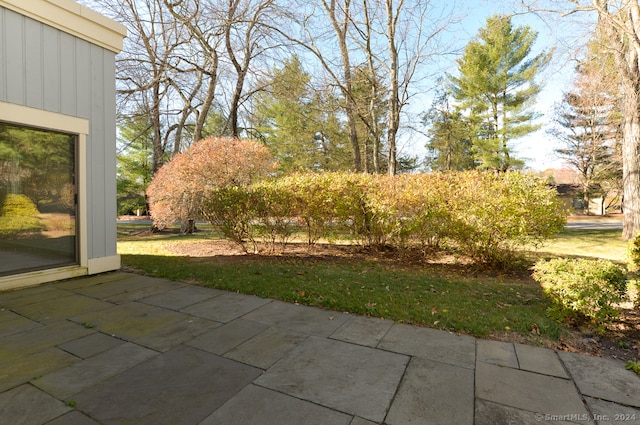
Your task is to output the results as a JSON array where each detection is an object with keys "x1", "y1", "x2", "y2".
[
  {"x1": 118, "y1": 222, "x2": 633, "y2": 343},
  {"x1": 118, "y1": 221, "x2": 573, "y2": 341},
  {"x1": 123, "y1": 253, "x2": 561, "y2": 339},
  {"x1": 532, "y1": 228, "x2": 628, "y2": 262}
]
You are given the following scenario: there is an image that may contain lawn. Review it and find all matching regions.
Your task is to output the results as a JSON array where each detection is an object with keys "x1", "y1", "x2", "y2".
[{"x1": 118, "y1": 219, "x2": 630, "y2": 345}]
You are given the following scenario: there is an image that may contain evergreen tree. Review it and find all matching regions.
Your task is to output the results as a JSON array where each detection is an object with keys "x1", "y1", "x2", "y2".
[
  {"x1": 450, "y1": 14, "x2": 551, "y2": 171},
  {"x1": 116, "y1": 113, "x2": 154, "y2": 215},
  {"x1": 253, "y1": 55, "x2": 351, "y2": 172},
  {"x1": 424, "y1": 86, "x2": 475, "y2": 171}
]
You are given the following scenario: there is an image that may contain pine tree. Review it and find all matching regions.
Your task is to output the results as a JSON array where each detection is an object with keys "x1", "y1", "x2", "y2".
[
  {"x1": 450, "y1": 14, "x2": 551, "y2": 171},
  {"x1": 424, "y1": 86, "x2": 475, "y2": 171}
]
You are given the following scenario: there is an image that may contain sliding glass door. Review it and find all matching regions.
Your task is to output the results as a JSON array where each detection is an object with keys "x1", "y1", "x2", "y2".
[{"x1": 0, "y1": 122, "x2": 77, "y2": 276}]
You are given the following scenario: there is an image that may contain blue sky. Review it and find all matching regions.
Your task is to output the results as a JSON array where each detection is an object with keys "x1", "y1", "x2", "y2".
[{"x1": 402, "y1": 0, "x2": 598, "y2": 171}]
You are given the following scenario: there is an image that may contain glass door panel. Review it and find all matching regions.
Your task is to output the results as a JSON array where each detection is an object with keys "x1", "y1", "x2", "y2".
[{"x1": 0, "y1": 122, "x2": 76, "y2": 276}]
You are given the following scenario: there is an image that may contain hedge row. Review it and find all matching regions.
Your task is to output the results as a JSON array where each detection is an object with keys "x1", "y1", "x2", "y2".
[{"x1": 201, "y1": 171, "x2": 566, "y2": 265}]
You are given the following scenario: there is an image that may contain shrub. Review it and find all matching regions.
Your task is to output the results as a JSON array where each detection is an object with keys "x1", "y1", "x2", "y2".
[
  {"x1": 147, "y1": 137, "x2": 276, "y2": 232},
  {"x1": 627, "y1": 234, "x2": 640, "y2": 272},
  {"x1": 447, "y1": 171, "x2": 566, "y2": 266},
  {"x1": 532, "y1": 258, "x2": 628, "y2": 325},
  {"x1": 0, "y1": 193, "x2": 44, "y2": 237}
]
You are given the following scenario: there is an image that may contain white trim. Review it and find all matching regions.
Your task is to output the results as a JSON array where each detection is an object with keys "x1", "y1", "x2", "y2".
[
  {"x1": 88, "y1": 255, "x2": 121, "y2": 275},
  {"x1": 0, "y1": 101, "x2": 96, "y2": 289},
  {"x1": 0, "y1": 266, "x2": 88, "y2": 292},
  {"x1": 0, "y1": 0, "x2": 126, "y2": 53}
]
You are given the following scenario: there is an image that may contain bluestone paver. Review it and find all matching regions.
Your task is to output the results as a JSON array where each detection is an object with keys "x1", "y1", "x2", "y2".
[
  {"x1": 224, "y1": 326, "x2": 308, "y2": 369},
  {"x1": 330, "y1": 315, "x2": 394, "y2": 347},
  {"x1": 475, "y1": 399, "x2": 583, "y2": 425},
  {"x1": 45, "y1": 411, "x2": 101, "y2": 425},
  {"x1": 33, "y1": 342, "x2": 158, "y2": 399},
  {"x1": 476, "y1": 362, "x2": 591, "y2": 421},
  {"x1": 70, "y1": 302, "x2": 188, "y2": 340},
  {"x1": 9, "y1": 293, "x2": 113, "y2": 324},
  {"x1": 243, "y1": 299, "x2": 351, "y2": 336},
  {"x1": 140, "y1": 284, "x2": 224, "y2": 310},
  {"x1": 0, "y1": 309, "x2": 40, "y2": 337},
  {"x1": 0, "y1": 384, "x2": 71, "y2": 425},
  {"x1": 0, "y1": 348, "x2": 79, "y2": 393},
  {"x1": 57, "y1": 332, "x2": 125, "y2": 359},
  {"x1": 255, "y1": 336, "x2": 409, "y2": 423},
  {"x1": 476, "y1": 339, "x2": 519, "y2": 368},
  {"x1": 135, "y1": 315, "x2": 221, "y2": 352},
  {"x1": 585, "y1": 396, "x2": 640, "y2": 425},
  {"x1": 199, "y1": 384, "x2": 353, "y2": 425},
  {"x1": 181, "y1": 291, "x2": 271, "y2": 322},
  {"x1": 187, "y1": 318, "x2": 269, "y2": 355},
  {"x1": 385, "y1": 356, "x2": 474, "y2": 425},
  {"x1": 515, "y1": 343, "x2": 569, "y2": 378},
  {"x1": 74, "y1": 345, "x2": 262, "y2": 425},
  {"x1": 1, "y1": 271, "x2": 639, "y2": 425},
  {"x1": 559, "y1": 351, "x2": 640, "y2": 408},
  {"x1": 379, "y1": 323, "x2": 476, "y2": 369}
]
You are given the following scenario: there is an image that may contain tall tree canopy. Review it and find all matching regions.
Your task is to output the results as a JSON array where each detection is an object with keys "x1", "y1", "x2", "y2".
[{"x1": 450, "y1": 14, "x2": 551, "y2": 171}]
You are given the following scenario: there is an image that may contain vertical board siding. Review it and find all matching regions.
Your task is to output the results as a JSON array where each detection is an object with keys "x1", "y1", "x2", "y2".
[
  {"x1": 43, "y1": 25, "x2": 61, "y2": 112},
  {"x1": 4, "y1": 9, "x2": 24, "y2": 105},
  {"x1": 0, "y1": 6, "x2": 118, "y2": 260}
]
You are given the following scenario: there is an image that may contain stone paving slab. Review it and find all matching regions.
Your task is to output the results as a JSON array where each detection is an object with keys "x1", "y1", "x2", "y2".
[
  {"x1": 0, "y1": 308, "x2": 40, "y2": 337},
  {"x1": 140, "y1": 284, "x2": 224, "y2": 310},
  {"x1": 187, "y1": 318, "x2": 269, "y2": 355},
  {"x1": 585, "y1": 397, "x2": 640, "y2": 425},
  {"x1": 70, "y1": 302, "x2": 188, "y2": 341},
  {"x1": 476, "y1": 362, "x2": 591, "y2": 421},
  {"x1": 46, "y1": 411, "x2": 101, "y2": 425},
  {"x1": 378, "y1": 323, "x2": 476, "y2": 369},
  {"x1": 73, "y1": 274, "x2": 181, "y2": 303},
  {"x1": 330, "y1": 315, "x2": 394, "y2": 347},
  {"x1": 135, "y1": 316, "x2": 221, "y2": 352},
  {"x1": 33, "y1": 342, "x2": 158, "y2": 399},
  {"x1": 224, "y1": 326, "x2": 308, "y2": 369},
  {"x1": 255, "y1": 336, "x2": 409, "y2": 423},
  {"x1": 515, "y1": 343, "x2": 569, "y2": 378},
  {"x1": 0, "y1": 347, "x2": 79, "y2": 393},
  {"x1": 0, "y1": 384, "x2": 71, "y2": 425},
  {"x1": 243, "y1": 299, "x2": 351, "y2": 336},
  {"x1": 0, "y1": 285, "x2": 70, "y2": 307},
  {"x1": 559, "y1": 351, "x2": 640, "y2": 408},
  {"x1": 475, "y1": 399, "x2": 585, "y2": 425},
  {"x1": 57, "y1": 332, "x2": 125, "y2": 359},
  {"x1": 9, "y1": 293, "x2": 114, "y2": 324},
  {"x1": 181, "y1": 291, "x2": 271, "y2": 323},
  {"x1": 476, "y1": 339, "x2": 519, "y2": 368},
  {"x1": 199, "y1": 384, "x2": 353, "y2": 425},
  {"x1": 73, "y1": 345, "x2": 262, "y2": 425},
  {"x1": 3, "y1": 272, "x2": 640, "y2": 425},
  {"x1": 0, "y1": 321, "x2": 93, "y2": 363},
  {"x1": 385, "y1": 356, "x2": 474, "y2": 425}
]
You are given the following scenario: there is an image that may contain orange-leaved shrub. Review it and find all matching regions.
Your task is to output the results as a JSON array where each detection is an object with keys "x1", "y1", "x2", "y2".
[{"x1": 146, "y1": 137, "x2": 276, "y2": 232}]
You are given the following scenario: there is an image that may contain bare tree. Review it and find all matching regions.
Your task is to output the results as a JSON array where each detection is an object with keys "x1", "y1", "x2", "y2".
[
  {"x1": 222, "y1": 0, "x2": 279, "y2": 137},
  {"x1": 521, "y1": 0, "x2": 640, "y2": 237}
]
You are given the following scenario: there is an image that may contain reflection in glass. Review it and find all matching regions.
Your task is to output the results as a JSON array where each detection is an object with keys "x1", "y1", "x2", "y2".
[{"x1": 0, "y1": 122, "x2": 76, "y2": 276}]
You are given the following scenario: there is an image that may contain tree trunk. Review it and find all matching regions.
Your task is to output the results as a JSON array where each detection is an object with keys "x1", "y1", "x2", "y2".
[
  {"x1": 622, "y1": 89, "x2": 640, "y2": 238},
  {"x1": 386, "y1": 0, "x2": 398, "y2": 176}
]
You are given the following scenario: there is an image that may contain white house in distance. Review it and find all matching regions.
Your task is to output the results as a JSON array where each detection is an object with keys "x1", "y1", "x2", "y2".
[{"x1": 0, "y1": 0, "x2": 126, "y2": 290}]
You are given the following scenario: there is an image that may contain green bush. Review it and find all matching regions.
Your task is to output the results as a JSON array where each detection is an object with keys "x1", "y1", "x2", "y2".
[
  {"x1": 532, "y1": 258, "x2": 628, "y2": 325},
  {"x1": 0, "y1": 193, "x2": 43, "y2": 237},
  {"x1": 197, "y1": 171, "x2": 566, "y2": 267},
  {"x1": 447, "y1": 171, "x2": 567, "y2": 266},
  {"x1": 627, "y1": 234, "x2": 640, "y2": 272}
]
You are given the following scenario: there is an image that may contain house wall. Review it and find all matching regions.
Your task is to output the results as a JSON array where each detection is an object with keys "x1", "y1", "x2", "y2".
[{"x1": 0, "y1": 1, "x2": 126, "y2": 287}]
